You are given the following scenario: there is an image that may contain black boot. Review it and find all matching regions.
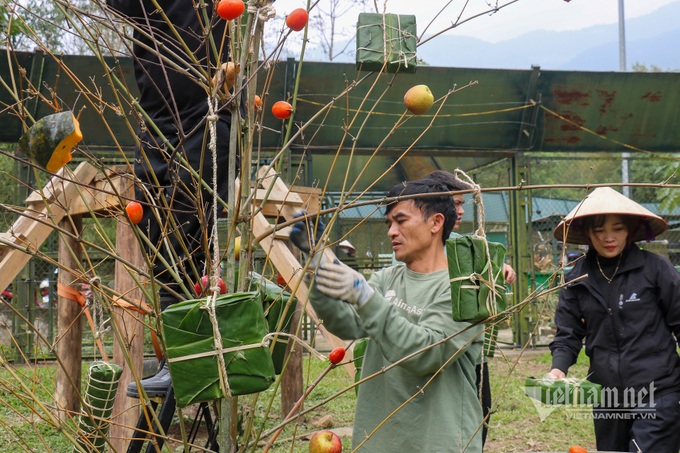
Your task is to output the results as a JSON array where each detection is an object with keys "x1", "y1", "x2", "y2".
[{"x1": 126, "y1": 359, "x2": 172, "y2": 398}]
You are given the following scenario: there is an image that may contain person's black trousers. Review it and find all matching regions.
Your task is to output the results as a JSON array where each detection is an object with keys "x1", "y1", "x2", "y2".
[
  {"x1": 134, "y1": 116, "x2": 233, "y2": 308},
  {"x1": 593, "y1": 390, "x2": 680, "y2": 453},
  {"x1": 475, "y1": 361, "x2": 492, "y2": 447}
]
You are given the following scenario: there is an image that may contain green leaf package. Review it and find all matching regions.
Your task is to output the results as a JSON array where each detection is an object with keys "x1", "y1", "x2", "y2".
[
  {"x1": 446, "y1": 235, "x2": 507, "y2": 324},
  {"x1": 356, "y1": 13, "x2": 417, "y2": 73},
  {"x1": 162, "y1": 292, "x2": 275, "y2": 408},
  {"x1": 74, "y1": 361, "x2": 123, "y2": 452},
  {"x1": 248, "y1": 272, "x2": 298, "y2": 374},
  {"x1": 524, "y1": 376, "x2": 602, "y2": 406}
]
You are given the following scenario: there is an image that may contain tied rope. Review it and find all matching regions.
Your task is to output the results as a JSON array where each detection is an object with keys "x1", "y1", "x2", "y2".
[
  {"x1": 206, "y1": 95, "x2": 231, "y2": 396},
  {"x1": 167, "y1": 331, "x2": 326, "y2": 363},
  {"x1": 247, "y1": 1, "x2": 276, "y2": 22},
  {"x1": 355, "y1": 13, "x2": 416, "y2": 69},
  {"x1": 452, "y1": 169, "x2": 502, "y2": 408},
  {"x1": 452, "y1": 170, "x2": 498, "y2": 307},
  {"x1": 87, "y1": 276, "x2": 110, "y2": 341}
]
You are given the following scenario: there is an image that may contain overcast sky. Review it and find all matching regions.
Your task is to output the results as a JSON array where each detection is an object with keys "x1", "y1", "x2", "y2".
[{"x1": 273, "y1": 0, "x2": 680, "y2": 43}]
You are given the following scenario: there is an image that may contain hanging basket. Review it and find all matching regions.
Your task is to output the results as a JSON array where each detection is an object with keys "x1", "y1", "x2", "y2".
[{"x1": 162, "y1": 292, "x2": 276, "y2": 408}]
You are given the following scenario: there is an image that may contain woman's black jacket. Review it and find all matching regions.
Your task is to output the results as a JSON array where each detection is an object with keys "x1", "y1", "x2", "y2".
[{"x1": 550, "y1": 245, "x2": 680, "y2": 394}]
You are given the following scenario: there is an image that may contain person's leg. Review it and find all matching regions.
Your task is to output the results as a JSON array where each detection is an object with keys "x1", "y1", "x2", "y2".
[
  {"x1": 630, "y1": 391, "x2": 680, "y2": 453},
  {"x1": 128, "y1": 119, "x2": 233, "y2": 398},
  {"x1": 475, "y1": 361, "x2": 492, "y2": 447},
  {"x1": 134, "y1": 117, "x2": 233, "y2": 304},
  {"x1": 593, "y1": 405, "x2": 633, "y2": 452}
]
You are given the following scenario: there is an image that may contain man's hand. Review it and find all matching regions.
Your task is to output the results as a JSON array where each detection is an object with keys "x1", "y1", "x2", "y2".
[
  {"x1": 289, "y1": 211, "x2": 325, "y2": 254},
  {"x1": 315, "y1": 259, "x2": 374, "y2": 306},
  {"x1": 503, "y1": 263, "x2": 517, "y2": 285},
  {"x1": 289, "y1": 212, "x2": 327, "y2": 269}
]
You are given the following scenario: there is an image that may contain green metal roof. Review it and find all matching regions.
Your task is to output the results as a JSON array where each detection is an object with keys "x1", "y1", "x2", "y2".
[{"x1": 2, "y1": 52, "x2": 679, "y2": 191}]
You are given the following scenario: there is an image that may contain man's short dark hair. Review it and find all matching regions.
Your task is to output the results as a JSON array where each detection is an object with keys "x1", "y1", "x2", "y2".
[
  {"x1": 427, "y1": 170, "x2": 471, "y2": 192},
  {"x1": 385, "y1": 171, "x2": 461, "y2": 244}
]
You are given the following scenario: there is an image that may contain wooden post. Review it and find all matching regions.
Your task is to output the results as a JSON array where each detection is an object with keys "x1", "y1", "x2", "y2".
[
  {"x1": 55, "y1": 215, "x2": 83, "y2": 422},
  {"x1": 109, "y1": 197, "x2": 146, "y2": 451},
  {"x1": 280, "y1": 304, "x2": 304, "y2": 417}
]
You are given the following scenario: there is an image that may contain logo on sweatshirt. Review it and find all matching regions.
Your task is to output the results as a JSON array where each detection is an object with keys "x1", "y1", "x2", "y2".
[{"x1": 384, "y1": 290, "x2": 423, "y2": 316}]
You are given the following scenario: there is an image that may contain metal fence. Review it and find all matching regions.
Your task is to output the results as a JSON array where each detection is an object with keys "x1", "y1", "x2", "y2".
[
  {"x1": 3, "y1": 150, "x2": 679, "y2": 359},
  {"x1": 327, "y1": 151, "x2": 680, "y2": 346}
]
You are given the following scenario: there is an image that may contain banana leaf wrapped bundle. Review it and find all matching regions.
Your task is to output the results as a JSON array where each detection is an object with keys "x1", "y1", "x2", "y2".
[
  {"x1": 162, "y1": 292, "x2": 275, "y2": 408},
  {"x1": 74, "y1": 361, "x2": 122, "y2": 452},
  {"x1": 524, "y1": 376, "x2": 602, "y2": 406},
  {"x1": 248, "y1": 272, "x2": 298, "y2": 374},
  {"x1": 356, "y1": 13, "x2": 417, "y2": 73},
  {"x1": 446, "y1": 235, "x2": 507, "y2": 324}
]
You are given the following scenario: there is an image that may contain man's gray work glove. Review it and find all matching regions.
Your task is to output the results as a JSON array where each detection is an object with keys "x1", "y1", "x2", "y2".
[
  {"x1": 315, "y1": 259, "x2": 374, "y2": 306},
  {"x1": 289, "y1": 211, "x2": 326, "y2": 269}
]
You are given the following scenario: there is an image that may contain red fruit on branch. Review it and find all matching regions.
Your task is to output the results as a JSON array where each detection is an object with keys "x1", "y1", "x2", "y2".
[
  {"x1": 328, "y1": 347, "x2": 345, "y2": 364},
  {"x1": 125, "y1": 201, "x2": 143, "y2": 224},
  {"x1": 194, "y1": 275, "x2": 227, "y2": 295},
  {"x1": 216, "y1": 0, "x2": 245, "y2": 20},
  {"x1": 272, "y1": 100, "x2": 293, "y2": 119},
  {"x1": 286, "y1": 8, "x2": 309, "y2": 32}
]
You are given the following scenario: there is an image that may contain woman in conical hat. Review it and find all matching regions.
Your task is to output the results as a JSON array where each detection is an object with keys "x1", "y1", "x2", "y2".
[
  {"x1": 548, "y1": 187, "x2": 680, "y2": 453},
  {"x1": 553, "y1": 186, "x2": 668, "y2": 245}
]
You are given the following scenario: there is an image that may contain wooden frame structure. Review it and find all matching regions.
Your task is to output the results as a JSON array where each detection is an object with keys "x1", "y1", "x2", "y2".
[{"x1": 0, "y1": 162, "x2": 351, "y2": 450}]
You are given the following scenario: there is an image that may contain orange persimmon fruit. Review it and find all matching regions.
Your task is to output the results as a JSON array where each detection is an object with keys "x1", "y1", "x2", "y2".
[
  {"x1": 271, "y1": 100, "x2": 293, "y2": 119},
  {"x1": 125, "y1": 201, "x2": 143, "y2": 225},
  {"x1": 569, "y1": 446, "x2": 588, "y2": 453},
  {"x1": 285, "y1": 8, "x2": 309, "y2": 31},
  {"x1": 216, "y1": 0, "x2": 245, "y2": 21}
]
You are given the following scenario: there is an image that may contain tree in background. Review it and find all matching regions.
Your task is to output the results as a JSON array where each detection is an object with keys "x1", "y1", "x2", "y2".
[
  {"x1": 4, "y1": 0, "x2": 126, "y2": 54},
  {"x1": 311, "y1": 0, "x2": 367, "y2": 61}
]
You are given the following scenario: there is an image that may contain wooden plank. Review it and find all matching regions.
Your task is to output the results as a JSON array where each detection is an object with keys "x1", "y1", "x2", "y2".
[
  {"x1": 24, "y1": 161, "x2": 98, "y2": 206},
  {"x1": 110, "y1": 185, "x2": 146, "y2": 452},
  {"x1": 257, "y1": 167, "x2": 312, "y2": 219},
  {"x1": 290, "y1": 185, "x2": 322, "y2": 213},
  {"x1": 251, "y1": 185, "x2": 322, "y2": 218},
  {"x1": 0, "y1": 162, "x2": 99, "y2": 292},
  {"x1": 252, "y1": 188, "x2": 304, "y2": 206},
  {"x1": 252, "y1": 212, "x2": 353, "y2": 379},
  {"x1": 55, "y1": 216, "x2": 83, "y2": 422},
  {"x1": 273, "y1": 226, "x2": 292, "y2": 241},
  {"x1": 66, "y1": 169, "x2": 134, "y2": 216}
]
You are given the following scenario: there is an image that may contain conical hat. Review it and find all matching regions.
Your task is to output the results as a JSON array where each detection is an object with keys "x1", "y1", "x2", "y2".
[{"x1": 553, "y1": 187, "x2": 668, "y2": 245}]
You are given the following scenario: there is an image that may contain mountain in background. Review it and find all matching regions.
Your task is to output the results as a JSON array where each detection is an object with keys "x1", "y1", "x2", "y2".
[
  {"x1": 300, "y1": 2, "x2": 680, "y2": 71},
  {"x1": 416, "y1": 1, "x2": 680, "y2": 71}
]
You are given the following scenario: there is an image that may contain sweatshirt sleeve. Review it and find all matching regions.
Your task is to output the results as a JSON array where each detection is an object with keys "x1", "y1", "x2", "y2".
[
  {"x1": 356, "y1": 273, "x2": 482, "y2": 376},
  {"x1": 550, "y1": 286, "x2": 586, "y2": 374},
  {"x1": 310, "y1": 268, "x2": 482, "y2": 375},
  {"x1": 308, "y1": 284, "x2": 369, "y2": 340}
]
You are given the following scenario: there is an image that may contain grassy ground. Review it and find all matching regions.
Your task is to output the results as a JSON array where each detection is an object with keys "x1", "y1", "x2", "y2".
[
  {"x1": 485, "y1": 348, "x2": 595, "y2": 453},
  {"x1": 0, "y1": 347, "x2": 595, "y2": 452}
]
